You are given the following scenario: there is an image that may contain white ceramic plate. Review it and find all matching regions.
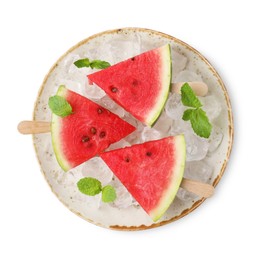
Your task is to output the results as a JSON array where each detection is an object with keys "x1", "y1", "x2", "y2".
[{"x1": 33, "y1": 28, "x2": 233, "y2": 230}]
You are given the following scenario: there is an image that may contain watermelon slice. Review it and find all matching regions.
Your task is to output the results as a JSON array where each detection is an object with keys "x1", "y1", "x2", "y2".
[
  {"x1": 51, "y1": 86, "x2": 136, "y2": 171},
  {"x1": 87, "y1": 44, "x2": 171, "y2": 127},
  {"x1": 101, "y1": 135, "x2": 186, "y2": 221}
]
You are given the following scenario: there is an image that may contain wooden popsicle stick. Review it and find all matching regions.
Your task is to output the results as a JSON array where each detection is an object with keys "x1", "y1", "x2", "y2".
[
  {"x1": 17, "y1": 120, "x2": 51, "y2": 134},
  {"x1": 171, "y1": 81, "x2": 208, "y2": 96},
  {"x1": 180, "y1": 178, "x2": 214, "y2": 198}
]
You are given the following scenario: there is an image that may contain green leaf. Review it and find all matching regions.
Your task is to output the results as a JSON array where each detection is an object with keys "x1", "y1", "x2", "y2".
[
  {"x1": 182, "y1": 109, "x2": 194, "y2": 121},
  {"x1": 89, "y1": 60, "x2": 111, "y2": 69},
  {"x1": 190, "y1": 108, "x2": 212, "y2": 138},
  {"x1": 74, "y1": 58, "x2": 90, "y2": 68},
  {"x1": 101, "y1": 185, "x2": 117, "y2": 203},
  {"x1": 77, "y1": 177, "x2": 102, "y2": 196},
  {"x1": 181, "y1": 83, "x2": 202, "y2": 108},
  {"x1": 74, "y1": 58, "x2": 111, "y2": 69},
  {"x1": 48, "y1": 95, "x2": 72, "y2": 117}
]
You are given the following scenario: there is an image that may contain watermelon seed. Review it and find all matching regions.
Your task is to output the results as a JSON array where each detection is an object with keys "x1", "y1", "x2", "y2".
[
  {"x1": 90, "y1": 127, "x2": 97, "y2": 134},
  {"x1": 97, "y1": 108, "x2": 104, "y2": 114},
  {"x1": 132, "y1": 79, "x2": 138, "y2": 86},
  {"x1": 131, "y1": 57, "x2": 135, "y2": 61},
  {"x1": 111, "y1": 86, "x2": 118, "y2": 93},
  {"x1": 125, "y1": 157, "x2": 130, "y2": 162},
  {"x1": 146, "y1": 151, "x2": 152, "y2": 156},
  {"x1": 99, "y1": 131, "x2": 106, "y2": 138},
  {"x1": 82, "y1": 136, "x2": 90, "y2": 142}
]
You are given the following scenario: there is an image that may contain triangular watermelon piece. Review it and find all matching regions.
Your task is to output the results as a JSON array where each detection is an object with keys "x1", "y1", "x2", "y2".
[
  {"x1": 101, "y1": 135, "x2": 186, "y2": 221},
  {"x1": 51, "y1": 86, "x2": 136, "y2": 171},
  {"x1": 87, "y1": 44, "x2": 171, "y2": 127}
]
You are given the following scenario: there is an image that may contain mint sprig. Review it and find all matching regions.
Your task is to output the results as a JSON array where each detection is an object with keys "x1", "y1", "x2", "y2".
[
  {"x1": 77, "y1": 177, "x2": 116, "y2": 203},
  {"x1": 48, "y1": 95, "x2": 72, "y2": 117},
  {"x1": 74, "y1": 58, "x2": 110, "y2": 69},
  {"x1": 181, "y1": 83, "x2": 212, "y2": 138}
]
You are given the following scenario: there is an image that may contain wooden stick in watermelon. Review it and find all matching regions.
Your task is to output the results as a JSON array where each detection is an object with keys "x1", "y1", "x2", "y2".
[
  {"x1": 100, "y1": 135, "x2": 213, "y2": 221},
  {"x1": 18, "y1": 86, "x2": 136, "y2": 171},
  {"x1": 87, "y1": 45, "x2": 209, "y2": 127},
  {"x1": 171, "y1": 82, "x2": 208, "y2": 96},
  {"x1": 17, "y1": 121, "x2": 214, "y2": 199}
]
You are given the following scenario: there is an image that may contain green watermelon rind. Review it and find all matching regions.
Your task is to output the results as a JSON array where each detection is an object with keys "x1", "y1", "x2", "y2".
[
  {"x1": 145, "y1": 44, "x2": 172, "y2": 127},
  {"x1": 149, "y1": 135, "x2": 186, "y2": 222},
  {"x1": 51, "y1": 86, "x2": 72, "y2": 171}
]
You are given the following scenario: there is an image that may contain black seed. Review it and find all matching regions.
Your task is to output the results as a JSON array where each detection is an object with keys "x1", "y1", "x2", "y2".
[
  {"x1": 131, "y1": 57, "x2": 135, "y2": 61},
  {"x1": 99, "y1": 131, "x2": 106, "y2": 138},
  {"x1": 82, "y1": 136, "x2": 90, "y2": 142},
  {"x1": 146, "y1": 151, "x2": 152, "y2": 156},
  {"x1": 132, "y1": 79, "x2": 138, "y2": 86},
  {"x1": 90, "y1": 127, "x2": 97, "y2": 134},
  {"x1": 97, "y1": 108, "x2": 103, "y2": 114},
  {"x1": 125, "y1": 157, "x2": 130, "y2": 162},
  {"x1": 111, "y1": 87, "x2": 118, "y2": 93}
]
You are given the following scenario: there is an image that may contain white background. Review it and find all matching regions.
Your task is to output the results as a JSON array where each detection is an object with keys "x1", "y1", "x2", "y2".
[{"x1": 0, "y1": 0, "x2": 262, "y2": 259}]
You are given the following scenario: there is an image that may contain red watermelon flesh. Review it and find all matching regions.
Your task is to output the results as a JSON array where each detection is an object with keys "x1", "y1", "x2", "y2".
[
  {"x1": 100, "y1": 135, "x2": 186, "y2": 221},
  {"x1": 51, "y1": 86, "x2": 136, "y2": 171},
  {"x1": 87, "y1": 44, "x2": 171, "y2": 127}
]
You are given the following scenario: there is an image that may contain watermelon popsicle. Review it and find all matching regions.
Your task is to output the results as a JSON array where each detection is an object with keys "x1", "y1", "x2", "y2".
[
  {"x1": 101, "y1": 135, "x2": 186, "y2": 221},
  {"x1": 87, "y1": 44, "x2": 172, "y2": 127},
  {"x1": 50, "y1": 86, "x2": 136, "y2": 171}
]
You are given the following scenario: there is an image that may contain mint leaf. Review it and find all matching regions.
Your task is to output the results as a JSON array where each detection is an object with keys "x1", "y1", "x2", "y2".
[
  {"x1": 181, "y1": 83, "x2": 202, "y2": 108},
  {"x1": 77, "y1": 177, "x2": 102, "y2": 196},
  {"x1": 89, "y1": 60, "x2": 111, "y2": 69},
  {"x1": 182, "y1": 109, "x2": 194, "y2": 121},
  {"x1": 101, "y1": 185, "x2": 116, "y2": 203},
  {"x1": 74, "y1": 58, "x2": 90, "y2": 68},
  {"x1": 74, "y1": 58, "x2": 110, "y2": 69},
  {"x1": 48, "y1": 95, "x2": 72, "y2": 117},
  {"x1": 190, "y1": 108, "x2": 212, "y2": 138}
]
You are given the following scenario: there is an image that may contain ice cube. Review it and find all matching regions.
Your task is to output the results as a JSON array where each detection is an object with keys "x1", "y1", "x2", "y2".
[
  {"x1": 141, "y1": 127, "x2": 161, "y2": 142},
  {"x1": 107, "y1": 139, "x2": 130, "y2": 151},
  {"x1": 185, "y1": 132, "x2": 209, "y2": 161},
  {"x1": 84, "y1": 84, "x2": 106, "y2": 100},
  {"x1": 184, "y1": 160, "x2": 213, "y2": 183},
  {"x1": 176, "y1": 188, "x2": 199, "y2": 201},
  {"x1": 124, "y1": 130, "x2": 142, "y2": 145},
  {"x1": 165, "y1": 93, "x2": 184, "y2": 120},
  {"x1": 208, "y1": 125, "x2": 224, "y2": 153},
  {"x1": 85, "y1": 193, "x2": 102, "y2": 209},
  {"x1": 175, "y1": 70, "x2": 203, "y2": 82},
  {"x1": 112, "y1": 183, "x2": 134, "y2": 208},
  {"x1": 171, "y1": 51, "x2": 188, "y2": 80},
  {"x1": 82, "y1": 157, "x2": 113, "y2": 186},
  {"x1": 169, "y1": 119, "x2": 190, "y2": 136},
  {"x1": 122, "y1": 115, "x2": 145, "y2": 145},
  {"x1": 63, "y1": 53, "x2": 80, "y2": 72},
  {"x1": 153, "y1": 111, "x2": 173, "y2": 135},
  {"x1": 199, "y1": 95, "x2": 222, "y2": 121},
  {"x1": 99, "y1": 95, "x2": 126, "y2": 117},
  {"x1": 58, "y1": 79, "x2": 83, "y2": 96},
  {"x1": 109, "y1": 35, "x2": 141, "y2": 63},
  {"x1": 122, "y1": 114, "x2": 139, "y2": 128}
]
